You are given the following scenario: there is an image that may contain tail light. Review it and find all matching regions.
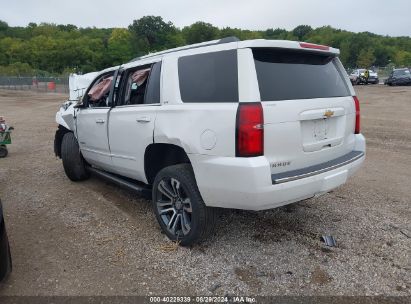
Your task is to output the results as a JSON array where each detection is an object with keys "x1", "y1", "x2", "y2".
[
  {"x1": 236, "y1": 103, "x2": 264, "y2": 157},
  {"x1": 299, "y1": 42, "x2": 330, "y2": 51},
  {"x1": 353, "y1": 96, "x2": 360, "y2": 134}
]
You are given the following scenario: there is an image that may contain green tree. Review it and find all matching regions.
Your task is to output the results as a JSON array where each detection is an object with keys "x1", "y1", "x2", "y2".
[
  {"x1": 394, "y1": 50, "x2": 411, "y2": 67},
  {"x1": 0, "y1": 20, "x2": 8, "y2": 31},
  {"x1": 0, "y1": 18, "x2": 411, "y2": 75},
  {"x1": 239, "y1": 30, "x2": 263, "y2": 40},
  {"x1": 57, "y1": 24, "x2": 78, "y2": 32},
  {"x1": 219, "y1": 27, "x2": 243, "y2": 39},
  {"x1": 182, "y1": 22, "x2": 219, "y2": 44},
  {"x1": 264, "y1": 28, "x2": 288, "y2": 39},
  {"x1": 0, "y1": 62, "x2": 33, "y2": 76},
  {"x1": 108, "y1": 28, "x2": 134, "y2": 65},
  {"x1": 128, "y1": 16, "x2": 177, "y2": 54},
  {"x1": 292, "y1": 25, "x2": 313, "y2": 40},
  {"x1": 373, "y1": 44, "x2": 393, "y2": 66},
  {"x1": 357, "y1": 49, "x2": 375, "y2": 68}
]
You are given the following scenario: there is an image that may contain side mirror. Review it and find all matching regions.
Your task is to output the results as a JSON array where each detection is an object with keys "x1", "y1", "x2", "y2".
[
  {"x1": 73, "y1": 98, "x2": 85, "y2": 109},
  {"x1": 73, "y1": 103, "x2": 85, "y2": 109}
]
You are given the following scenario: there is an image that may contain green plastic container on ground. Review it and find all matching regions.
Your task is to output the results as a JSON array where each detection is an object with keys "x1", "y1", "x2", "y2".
[{"x1": 0, "y1": 131, "x2": 11, "y2": 145}]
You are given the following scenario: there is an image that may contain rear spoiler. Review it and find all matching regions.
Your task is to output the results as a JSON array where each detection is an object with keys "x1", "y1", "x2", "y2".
[{"x1": 238, "y1": 40, "x2": 340, "y2": 55}]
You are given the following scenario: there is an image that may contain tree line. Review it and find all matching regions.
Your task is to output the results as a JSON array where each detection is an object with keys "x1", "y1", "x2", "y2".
[{"x1": 0, "y1": 16, "x2": 410, "y2": 76}]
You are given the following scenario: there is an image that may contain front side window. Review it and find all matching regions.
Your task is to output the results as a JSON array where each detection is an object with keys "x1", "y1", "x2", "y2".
[
  {"x1": 86, "y1": 72, "x2": 115, "y2": 107},
  {"x1": 178, "y1": 50, "x2": 239, "y2": 103}
]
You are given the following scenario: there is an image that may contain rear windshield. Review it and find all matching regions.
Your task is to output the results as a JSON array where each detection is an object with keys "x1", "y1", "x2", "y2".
[
  {"x1": 253, "y1": 48, "x2": 350, "y2": 101},
  {"x1": 178, "y1": 50, "x2": 238, "y2": 103}
]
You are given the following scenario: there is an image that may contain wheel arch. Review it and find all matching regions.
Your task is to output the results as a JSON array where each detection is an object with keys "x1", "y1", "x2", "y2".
[{"x1": 144, "y1": 143, "x2": 191, "y2": 185}]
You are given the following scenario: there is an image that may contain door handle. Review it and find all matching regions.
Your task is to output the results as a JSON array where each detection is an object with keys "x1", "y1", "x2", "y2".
[
  {"x1": 95, "y1": 119, "x2": 105, "y2": 124},
  {"x1": 136, "y1": 116, "x2": 151, "y2": 123}
]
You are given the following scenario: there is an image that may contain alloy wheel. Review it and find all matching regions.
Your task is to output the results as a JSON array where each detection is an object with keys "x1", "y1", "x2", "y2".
[{"x1": 156, "y1": 177, "x2": 193, "y2": 238}]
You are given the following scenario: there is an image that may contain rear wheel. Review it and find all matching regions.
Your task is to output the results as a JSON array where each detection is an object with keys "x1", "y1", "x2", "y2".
[
  {"x1": 152, "y1": 164, "x2": 216, "y2": 246},
  {"x1": 61, "y1": 132, "x2": 90, "y2": 181}
]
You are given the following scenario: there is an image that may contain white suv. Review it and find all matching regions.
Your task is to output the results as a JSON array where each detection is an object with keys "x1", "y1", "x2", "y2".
[{"x1": 55, "y1": 38, "x2": 366, "y2": 245}]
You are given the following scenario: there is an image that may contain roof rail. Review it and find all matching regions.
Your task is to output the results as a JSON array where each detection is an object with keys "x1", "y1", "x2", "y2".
[{"x1": 130, "y1": 36, "x2": 240, "y2": 62}]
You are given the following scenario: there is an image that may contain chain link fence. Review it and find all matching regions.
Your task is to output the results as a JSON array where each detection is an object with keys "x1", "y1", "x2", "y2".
[
  {"x1": 0, "y1": 67, "x2": 401, "y2": 94},
  {"x1": 346, "y1": 66, "x2": 393, "y2": 81},
  {"x1": 372, "y1": 66, "x2": 393, "y2": 79},
  {"x1": 0, "y1": 76, "x2": 69, "y2": 94}
]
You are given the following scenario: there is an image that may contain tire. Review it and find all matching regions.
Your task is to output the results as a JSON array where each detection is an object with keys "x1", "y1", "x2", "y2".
[
  {"x1": 0, "y1": 238, "x2": 12, "y2": 281},
  {"x1": 61, "y1": 132, "x2": 90, "y2": 181},
  {"x1": 152, "y1": 164, "x2": 216, "y2": 246},
  {"x1": 0, "y1": 201, "x2": 12, "y2": 281},
  {"x1": 0, "y1": 146, "x2": 8, "y2": 158}
]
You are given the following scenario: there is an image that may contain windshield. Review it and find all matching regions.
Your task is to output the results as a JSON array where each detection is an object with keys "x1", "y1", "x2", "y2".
[{"x1": 393, "y1": 69, "x2": 410, "y2": 77}]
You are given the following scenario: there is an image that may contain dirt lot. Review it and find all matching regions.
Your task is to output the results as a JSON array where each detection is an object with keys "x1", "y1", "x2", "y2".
[{"x1": 0, "y1": 86, "x2": 410, "y2": 296}]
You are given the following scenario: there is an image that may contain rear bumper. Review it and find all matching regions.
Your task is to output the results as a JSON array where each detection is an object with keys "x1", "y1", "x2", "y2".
[
  {"x1": 190, "y1": 134, "x2": 365, "y2": 210},
  {"x1": 271, "y1": 150, "x2": 364, "y2": 184}
]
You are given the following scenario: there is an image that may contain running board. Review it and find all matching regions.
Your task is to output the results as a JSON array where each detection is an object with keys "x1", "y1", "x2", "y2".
[{"x1": 87, "y1": 167, "x2": 152, "y2": 199}]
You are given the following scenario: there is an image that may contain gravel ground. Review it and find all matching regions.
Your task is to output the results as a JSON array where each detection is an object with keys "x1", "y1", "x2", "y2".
[{"x1": 0, "y1": 86, "x2": 409, "y2": 296}]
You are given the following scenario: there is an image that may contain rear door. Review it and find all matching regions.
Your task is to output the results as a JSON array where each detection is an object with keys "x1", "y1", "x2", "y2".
[{"x1": 251, "y1": 48, "x2": 356, "y2": 175}]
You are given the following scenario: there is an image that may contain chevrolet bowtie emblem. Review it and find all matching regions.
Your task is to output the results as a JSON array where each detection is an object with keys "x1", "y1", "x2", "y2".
[{"x1": 324, "y1": 110, "x2": 334, "y2": 118}]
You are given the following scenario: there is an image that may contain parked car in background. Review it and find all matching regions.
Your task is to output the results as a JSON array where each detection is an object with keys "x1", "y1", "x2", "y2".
[
  {"x1": 349, "y1": 69, "x2": 379, "y2": 85},
  {"x1": 367, "y1": 70, "x2": 379, "y2": 84},
  {"x1": 384, "y1": 68, "x2": 411, "y2": 86},
  {"x1": 55, "y1": 38, "x2": 365, "y2": 245},
  {"x1": 0, "y1": 199, "x2": 12, "y2": 281}
]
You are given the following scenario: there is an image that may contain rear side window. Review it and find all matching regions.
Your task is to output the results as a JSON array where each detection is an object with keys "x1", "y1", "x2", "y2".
[
  {"x1": 178, "y1": 50, "x2": 238, "y2": 103},
  {"x1": 253, "y1": 48, "x2": 350, "y2": 101}
]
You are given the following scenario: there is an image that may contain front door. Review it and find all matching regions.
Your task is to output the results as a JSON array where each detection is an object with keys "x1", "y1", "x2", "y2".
[
  {"x1": 77, "y1": 108, "x2": 111, "y2": 169},
  {"x1": 76, "y1": 71, "x2": 117, "y2": 170}
]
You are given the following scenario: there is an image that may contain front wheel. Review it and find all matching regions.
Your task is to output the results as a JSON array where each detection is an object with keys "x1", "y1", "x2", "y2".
[
  {"x1": 152, "y1": 164, "x2": 216, "y2": 246},
  {"x1": 61, "y1": 132, "x2": 90, "y2": 181}
]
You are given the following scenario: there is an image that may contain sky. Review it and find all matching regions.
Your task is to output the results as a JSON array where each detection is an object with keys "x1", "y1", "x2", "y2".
[{"x1": 0, "y1": 0, "x2": 410, "y2": 37}]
